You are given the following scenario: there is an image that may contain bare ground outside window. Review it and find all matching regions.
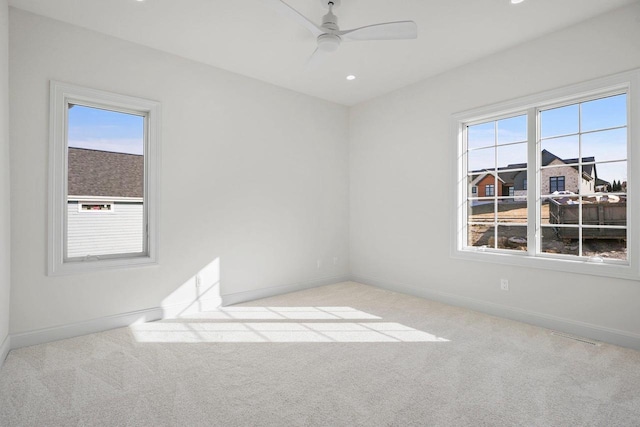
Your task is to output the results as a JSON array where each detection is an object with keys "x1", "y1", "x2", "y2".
[{"x1": 469, "y1": 201, "x2": 626, "y2": 259}]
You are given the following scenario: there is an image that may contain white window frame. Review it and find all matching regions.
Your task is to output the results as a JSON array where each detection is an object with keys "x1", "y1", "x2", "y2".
[
  {"x1": 451, "y1": 69, "x2": 640, "y2": 280},
  {"x1": 48, "y1": 81, "x2": 161, "y2": 275}
]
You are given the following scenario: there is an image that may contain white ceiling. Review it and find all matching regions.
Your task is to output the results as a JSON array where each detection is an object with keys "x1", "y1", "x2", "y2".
[{"x1": 9, "y1": 0, "x2": 638, "y2": 106}]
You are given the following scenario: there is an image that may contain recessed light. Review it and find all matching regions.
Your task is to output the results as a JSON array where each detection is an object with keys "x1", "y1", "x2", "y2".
[
  {"x1": 510, "y1": 0, "x2": 524, "y2": 4},
  {"x1": 346, "y1": 75, "x2": 356, "y2": 81}
]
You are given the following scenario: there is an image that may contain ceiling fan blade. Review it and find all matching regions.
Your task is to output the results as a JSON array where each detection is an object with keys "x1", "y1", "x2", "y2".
[
  {"x1": 338, "y1": 21, "x2": 417, "y2": 42},
  {"x1": 264, "y1": 0, "x2": 324, "y2": 38},
  {"x1": 306, "y1": 47, "x2": 330, "y2": 69}
]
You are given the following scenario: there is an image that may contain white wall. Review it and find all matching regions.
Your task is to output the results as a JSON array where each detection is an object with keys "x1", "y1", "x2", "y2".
[
  {"x1": 9, "y1": 9, "x2": 349, "y2": 335},
  {"x1": 0, "y1": 0, "x2": 11, "y2": 356},
  {"x1": 349, "y1": 4, "x2": 640, "y2": 347}
]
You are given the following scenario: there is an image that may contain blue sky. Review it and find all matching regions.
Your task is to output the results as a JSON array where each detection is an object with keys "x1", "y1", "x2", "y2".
[
  {"x1": 68, "y1": 105, "x2": 144, "y2": 155},
  {"x1": 467, "y1": 94, "x2": 628, "y2": 183}
]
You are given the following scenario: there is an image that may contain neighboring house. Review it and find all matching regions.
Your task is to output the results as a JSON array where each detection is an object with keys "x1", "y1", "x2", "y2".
[
  {"x1": 469, "y1": 172, "x2": 504, "y2": 197},
  {"x1": 470, "y1": 149, "x2": 597, "y2": 199},
  {"x1": 470, "y1": 167, "x2": 525, "y2": 199},
  {"x1": 67, "y1": 147, "x2": 144, "y2": 258},
  {"x1": 595, "y1": 178, "x2": 612, "y2": 192},
  {"x1": 539, "y1": 149, "x2": 596, "y2": 195}
]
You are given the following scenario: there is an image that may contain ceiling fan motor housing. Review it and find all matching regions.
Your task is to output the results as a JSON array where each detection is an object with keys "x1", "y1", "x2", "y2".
[{"x1": 317, "y1": 33, "x2": 341, "y2": 52}]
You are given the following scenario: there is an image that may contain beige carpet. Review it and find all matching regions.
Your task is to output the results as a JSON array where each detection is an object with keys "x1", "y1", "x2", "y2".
[{"x1": 1, "y1": 281, "x2": 640, "y2": 426}]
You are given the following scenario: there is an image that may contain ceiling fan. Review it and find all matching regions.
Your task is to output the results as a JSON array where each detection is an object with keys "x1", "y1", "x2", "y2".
[{"x1": 266, "y1": 0, "x2": 418, "y2": 66}]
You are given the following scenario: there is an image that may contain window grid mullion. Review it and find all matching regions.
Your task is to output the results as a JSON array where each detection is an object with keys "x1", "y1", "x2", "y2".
[
  {"x1": 578, "y1": 102, "x2": 583, "y2": 257},
  {"x1": 528, "y1": 107, "x2": 538, "y2": 257},
  {"x1": 494, "y1": 120, "x2": 498, "y2": 249}
]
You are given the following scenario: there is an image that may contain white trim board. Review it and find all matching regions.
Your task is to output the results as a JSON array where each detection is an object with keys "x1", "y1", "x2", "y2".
[
  {"x1": 221, "y1": 274, "x2": 351, "y2": 306},
  {"x1": 351, "y1": 274, "x2": 640, "y2": 351},
  {"x1": 10, "y1": 307, "x2": 163, "y2": 350},
  {"x1": 0, "y1": 335, "x2": 10, "y2": 370},
  {"x1": 6, "y1": 275, "x2": 349, "y2": 351}
]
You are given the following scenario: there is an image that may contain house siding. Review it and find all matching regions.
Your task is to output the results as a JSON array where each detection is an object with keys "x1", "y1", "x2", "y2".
[
  {"x1": 541, "y1": 160, "x2": 592, "y2": 195},
  {"x1": 541, "y1": 161, "x2": 576, "y2": 195},
  {"x1": 475, "y1": 175, "x2": 503, "y2": 197},
  {"x1": 67, "y1": 201, "x2": 144, "y2": 258}
]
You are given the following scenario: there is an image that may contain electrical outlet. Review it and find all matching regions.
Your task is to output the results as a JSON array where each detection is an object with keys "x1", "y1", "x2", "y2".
[
  {"x1": 195, "y1": 275, "x2": 201, "y2": 288},
  {"x1": 317, "y1": 259, "x2": 322, "y2": 269},
  {"x1": 333, "y1": 257, "x2": 338, "y2": 265},
  {"x1": 500, "y1": 279, "x2": 509, "y2": 291}
]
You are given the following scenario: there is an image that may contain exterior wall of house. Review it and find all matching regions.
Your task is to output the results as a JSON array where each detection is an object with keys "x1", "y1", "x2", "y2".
[
  {"x1": 512, "y1": 171, "x2": 527, "y2": 191},
  {"x1": 540, "y1": 160, "x2": 580, "y2": 195},
  {"x1": 581, "y1": 172, "x2": 595, "y2": 195},
  {"x1": 475, "y1": 175, "x2": 502, "y2": 197},
  {"x1": 66, "y1": 201, "x2": 144, "y2": 258}
]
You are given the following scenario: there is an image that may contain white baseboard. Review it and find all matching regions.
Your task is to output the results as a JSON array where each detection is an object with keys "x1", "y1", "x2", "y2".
[
  {"x1": 10, "y1": 307, "x2": 164, "y2": 350},
  {"x1": 221, "y1": 275, "x2": 351, "y2": 306},
  {"x1": 161, "y1": 296, "x2": 223, "y2": 318},
  {"x1": 352, "y1": 274, "x2": 640, "y2": 351},
  {"x1": 0, "y1": 334, "x2": 10, "y2": 369},
  {"x1": 7, "y1": 275, "x2": 348, "y2": 351}
]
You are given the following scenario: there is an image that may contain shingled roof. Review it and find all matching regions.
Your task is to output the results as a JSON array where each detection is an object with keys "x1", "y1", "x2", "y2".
[
  {"x1": 471, "y1": 149, "x2": 597, "y2": 183},
  {"x1": 68, "y1": 147, "x2": 143, "y2": 198},
  {"x1": 540, "y1": 149, "x2": 596, "y2": 178}
]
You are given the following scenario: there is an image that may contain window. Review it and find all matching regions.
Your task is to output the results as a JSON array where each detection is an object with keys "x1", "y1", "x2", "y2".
[
  {"x1": 549, "y1": 176, "x2": 565, "y2": 193},
  {"x1": 471, "y1": 186, "x2": 477, "y2": 194},
  {"x1": 453, "y1": 70, "x2": 639, "y2": 279},
  {"x1": 49, "y1": 82, "x2": 160, "y2": 275}
]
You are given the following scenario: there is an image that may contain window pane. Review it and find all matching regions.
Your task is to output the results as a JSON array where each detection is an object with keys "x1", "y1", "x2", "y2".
[
  {"x1": 497, "y1": 225, "x2": 527, "y2": 251},
  {"x1": 581, "y1": 196, "x2": 627, "y2": 227},
  {"x1": 541, "y1": 135, "x2": 579, "y2": 162},
  {"x1": 468, "y1": 200, "x2": 495, "y2": 223},
  {"x1": 468, "y1": 173, "x2": 497, "y2": 197},
  {"x1": 468, "y1": 224, "x2": 495, "y2": 248},
  {"x1": 497, "y1": 115, "x2": 527, "y2": 145},
  {"x1": 541, "y1": 163, "x2": 584, "y2": 196},
  {"x1": 468, "y1": 122, "x2": 495, "y2": 150},
  {"x1": 541, "y1": 226, "x2": 579, "y2": 256},
  {"x1": 582, "y1": 234, "x2": 627, "y2": 260},
  {"x1": 595, "y1": 161, "x2": 627, "y2": 194},
  {"x1": 540, "y1": 104, "x2": 579, "y2": 139},
  {"x1": 468, "y1": 146, "x2": 495, "y2": 172},
  {"x1": 581, "y1": 94, "x2": 627, "y2": 132},
  {"x1": 67, "y1": 105, "x2": 145, "y2": 259},
  {"x1": 468, "y1": 174, "x2": 478, "y2": 196},
  {"x1": 497, "y1": 199, "x2": 527, "y2": 224},
  {"x1": 542, "y1": 196, "x2": 579, "y2": 225},
  {"x1": 497, "y1": 142, "x2": 527, "y2": 168},
  {"x1": 581, "y1": 128, "x2": 627, "y2": 163}
]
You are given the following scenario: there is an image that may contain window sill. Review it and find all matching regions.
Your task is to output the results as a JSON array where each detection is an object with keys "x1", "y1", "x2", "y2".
[
  {"x1": 451, "y1": 247, "x2": 639, "y2": 281},
  {"x1": 48, "y1": 254, "x2": 158, "y2": 276}
]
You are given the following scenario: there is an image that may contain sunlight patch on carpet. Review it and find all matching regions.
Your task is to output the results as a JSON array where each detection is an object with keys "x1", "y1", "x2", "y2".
[{"x1": 130, "y1": 307, "x2": 450, "y2": 344}]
